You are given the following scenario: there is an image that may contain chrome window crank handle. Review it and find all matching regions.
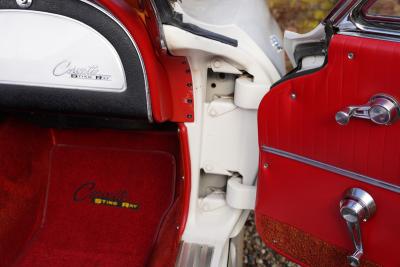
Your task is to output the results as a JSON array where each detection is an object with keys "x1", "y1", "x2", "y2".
[
  {"x1": 335, "y1": 94, "x2": 400, "y2": 125},
  {"x1": 340, "y1": 188, "x2": 376, "y2": 267}
]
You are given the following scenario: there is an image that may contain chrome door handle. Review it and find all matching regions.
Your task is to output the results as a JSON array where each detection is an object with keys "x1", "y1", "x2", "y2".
[
  {"x1": 335, "y1": 94, "x2": 400, "y2": 125},
  {"x1": 340, "y1": 188, "x2": 376, "y2": 267}
]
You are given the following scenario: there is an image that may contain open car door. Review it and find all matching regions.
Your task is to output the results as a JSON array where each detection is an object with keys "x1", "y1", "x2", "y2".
[{"x1": 256, "y1": 1, "x2": 400, "y2": 266}]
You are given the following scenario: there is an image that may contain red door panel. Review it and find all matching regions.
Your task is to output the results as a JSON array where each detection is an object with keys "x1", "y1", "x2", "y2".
[{"x1": 256, "y1": 34, "x2": 400, "y2": 266}]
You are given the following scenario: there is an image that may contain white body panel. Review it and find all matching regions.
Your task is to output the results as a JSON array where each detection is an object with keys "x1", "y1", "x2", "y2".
[
  {"x1": 177, "y1": 0, "x2": 285, "y2": 76},
  {"x1": 0, "y1": 10, "x2": 126, "y2": 92},
  {"x1": 166, "y1": 1, "x2": 285, "y2": 266}
]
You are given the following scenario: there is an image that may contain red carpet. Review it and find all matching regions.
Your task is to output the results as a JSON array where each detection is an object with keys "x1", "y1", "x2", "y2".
[
  {"x1": 0, "y1": 120, "x2": 52, "y2": 267},
  {"x1": 16, "y1": 145, "x2": 176, "y2": 267},
  {"x1": 0, "y1": 118, "x2": 184, "y2": 267}
]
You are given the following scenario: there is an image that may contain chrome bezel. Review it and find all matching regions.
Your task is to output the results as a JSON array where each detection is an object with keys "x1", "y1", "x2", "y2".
[{"x1": 325, "y1": 0, "x2": 400, "y2": 42}]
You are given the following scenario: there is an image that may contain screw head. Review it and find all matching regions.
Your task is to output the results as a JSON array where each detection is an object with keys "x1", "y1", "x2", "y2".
[
  {"x1": 16, "y1": 0, "x2": 32, "y2": 8},
  {"x1": 290, "y1": 93, "x2": 297, "y2": 100},
  {"x1": 348, "y1": 52, "x2": 355, "y2": 60},
  {"x1": 263, "y1": 163, "x2": 269, "y2": 169}
]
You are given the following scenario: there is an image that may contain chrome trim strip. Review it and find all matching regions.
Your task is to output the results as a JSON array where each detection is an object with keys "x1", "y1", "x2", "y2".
[
  {"x1": 327, "y1": 0, "x2": 361, "y2": 25},
  {"x1": 348, "y1": 0, "x2": 400, "y2": 38},
  {"x1": 333, "y1": 0, "x2": 400, "y2": 42},
  {"x1": 338, "y1": 31, "x2": 400, "y2": 43},
  {"x1": 149, "y1": 0, "x2": 168, "y2": 51},
  {"x1": 80, "y1": 0, "x2": 153, "y2": 122},
  {"x1": 261, "y1": 146, "x2": 400, "y2": 194},
  {"x1": 176, "y1": 242, "x2": 214, "y2": 267}
]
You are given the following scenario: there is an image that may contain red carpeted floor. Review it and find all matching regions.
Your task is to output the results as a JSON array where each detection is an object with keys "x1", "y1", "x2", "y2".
[
  {"x1": 16, "y1": 146, "x2": 176, "y2": 267},
  {"x1": 0, "y1": 118, "x2": 183, "y2": 267}
]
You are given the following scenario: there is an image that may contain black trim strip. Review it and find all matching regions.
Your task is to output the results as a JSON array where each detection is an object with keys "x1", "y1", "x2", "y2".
[
  {"x1": 152, "y1": 0, "x2": 238, "y2": 47},
  {"x1": 262, "y1": 146, "x2": 400, "y2": 194}
]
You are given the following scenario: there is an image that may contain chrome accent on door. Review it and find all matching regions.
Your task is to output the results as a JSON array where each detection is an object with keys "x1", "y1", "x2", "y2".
[
  {"x1": 325, "y1": 0, "x2": 362, "y2": 25},
  {"x1": 335, "y1": 94, "x2": 400, "y2": 125},
  {"x1": 261, "y1": 146, "x2": 400, "y2": 194},
  {"x1": 340, "y1": 188, "x2": 376, "y2": 267},
  {"x1": 327, "y1": 0, "x2": 400, "y2": 42},
  {"x1": 176, "y1": 242, "x2": 214, "y2": 267}
]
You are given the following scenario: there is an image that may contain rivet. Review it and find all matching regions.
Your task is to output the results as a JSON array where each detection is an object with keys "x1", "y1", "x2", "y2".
[
  {"x1": 213, "y1": 59, "x2": 222, "y2": 68},
  {"x1": 209, "y1": 109, "x2": 217, "y2": 117},
  {"x1": 176, "y1": 226, "x2": 180, "y2": 230},
  {"x1": 187, "y1": 114, "x2": 193, "y2": 119},
  {"x1": 348, "y1": 52, "x2": 355, "y2": 60},
  {"x1": 205, "y1": 165, "x2": 213, "y2": 172},
  {"x1": 263, "y1": 163, "x2": 269, "y2": 169},
  {"x1": 290, "y1": 93, "x2": 297, "y2": 100}
]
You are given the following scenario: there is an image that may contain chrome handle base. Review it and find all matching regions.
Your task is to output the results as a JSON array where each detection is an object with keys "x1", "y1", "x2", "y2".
[
  {"x1": 348, "y1": 249, "x2": 363, "y2": 267},
  {"x1": 340, "y1": 188, "x2": 376, "y2": 267},
  {"x1": 336, "y1": 94, "x2": 400, "y2": 126}
]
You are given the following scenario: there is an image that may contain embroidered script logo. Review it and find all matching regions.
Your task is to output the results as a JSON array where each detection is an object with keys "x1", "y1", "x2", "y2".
[
  {"x1": 53, "y1": 60, "x2": 112, "y2": 81},
  {"x1": 73, "y1": 181, "x2": 139, "y2": 210}
]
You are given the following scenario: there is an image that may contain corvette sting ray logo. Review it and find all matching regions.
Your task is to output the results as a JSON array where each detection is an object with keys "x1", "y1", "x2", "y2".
[
  {"x1": 53, "y1": 60, "x2": 112, "y2": 81},
  {"x1": 73, "y1": 181, "x2": 139, "y2": 210}
]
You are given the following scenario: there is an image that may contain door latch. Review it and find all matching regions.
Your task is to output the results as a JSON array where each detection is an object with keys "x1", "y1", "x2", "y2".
[
  {"x1": 335, "y1": 94, "x2": 400, "y2": 125},
  {"x1": 340, "y1": 188, "x2": 376, "y2": 267}
]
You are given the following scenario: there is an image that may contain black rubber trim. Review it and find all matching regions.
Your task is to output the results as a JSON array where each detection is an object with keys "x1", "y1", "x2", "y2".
[
  {"x1": 9, "y1": 112, "x2": 176, "y2": 131},
  {"x1": 271, "y1": 22, "x2": 337, "y2": 89},
  {"x1": 294, "y1": 42, "x2": 326, "y2": 66},
  {"x1": 0, "y1": 0, "x2": 149, "y2": 120},
  {"x1": 153, "y1": 0, "x2": 238, "y2": 47}
]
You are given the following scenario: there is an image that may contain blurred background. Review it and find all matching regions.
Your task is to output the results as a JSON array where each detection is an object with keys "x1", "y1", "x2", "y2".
[
  {"x1": 268, "y1": 0, "x2": 337, "y2": 33},
  {"x1": 242, "y1": 1, "x2": 337, "y2": 266}
]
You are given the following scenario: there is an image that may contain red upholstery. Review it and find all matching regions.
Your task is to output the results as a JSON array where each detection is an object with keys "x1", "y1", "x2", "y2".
[{"x1": 256, "y1": 34, "x2": 400, "y2": 266}]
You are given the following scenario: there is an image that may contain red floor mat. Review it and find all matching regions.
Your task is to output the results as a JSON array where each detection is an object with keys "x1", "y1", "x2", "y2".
[{"x1": 16, "y1": 145, "x2": 176, "y2": 267}]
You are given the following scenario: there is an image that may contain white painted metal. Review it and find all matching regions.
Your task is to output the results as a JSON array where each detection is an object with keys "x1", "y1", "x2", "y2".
[
  {"x1": 300, "y1": 55, "x2": 326, "y2": 71},
  {"x1": 0, "y1": 10, "x2": 126, "y2": 92},
  {"x1": 177, "y1": 0, "x2": 286, "y2": 77},
  {"x1": 165, "y1": 1, "x2": 284, "y2": 265},
  {"x1": 201, "y1": 104, "x2": 258, "y2": 186},
  {"x1": 210, "y1": 58, "x2": 243, "y2": 75},
  {"x1": 167, "y1": 1, "x2": 285, "y2": 266},
  {"x1": 284, "y1": 23, "x2": 326, "y2": 67},
  {"x1": 234, "y1": 77, "x2": 269, "y2": 110},
  {"x1": 226, "y1": 178, "x2": 256, "y2": 210}
]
